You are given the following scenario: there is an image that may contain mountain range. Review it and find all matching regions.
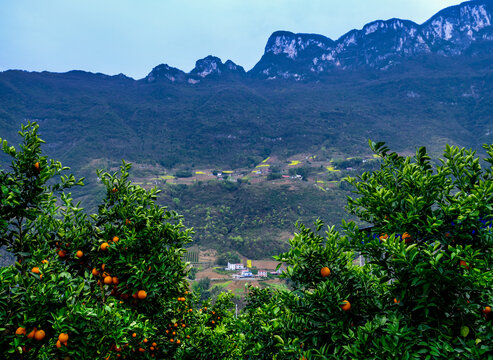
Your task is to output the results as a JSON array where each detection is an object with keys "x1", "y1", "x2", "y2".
[
  {"x1": 145, "y1": 0, "x2": 493, "y2": 82},
  {"x1": 0, "y1": 0, "x2": 491, "y2": 169}
]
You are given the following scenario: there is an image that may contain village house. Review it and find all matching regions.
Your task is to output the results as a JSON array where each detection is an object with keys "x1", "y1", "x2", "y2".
[
  {"x1": 240, "y1": 270, "x2": 253, "y2": 277},
  {"x1": 225, "y1": 262, "x2": 245, "y2": 271}
]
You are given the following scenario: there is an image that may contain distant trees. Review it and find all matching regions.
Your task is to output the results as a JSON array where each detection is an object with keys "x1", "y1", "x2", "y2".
[
  {"x1": 216, "y1": 251, "x2": 241, "y2": 266},
  {"x1": 175, "y1": 170, "x2": 193, "y2": 178}
]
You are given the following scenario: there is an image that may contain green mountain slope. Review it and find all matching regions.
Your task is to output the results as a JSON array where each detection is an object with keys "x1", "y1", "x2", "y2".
[{"x1": 1, "y1": 54, "x2": 492, "y2": 257}]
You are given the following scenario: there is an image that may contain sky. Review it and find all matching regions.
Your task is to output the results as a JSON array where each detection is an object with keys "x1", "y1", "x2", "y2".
[{"x1": 0, "y1": 0, "x2": 466, "y2": 79}]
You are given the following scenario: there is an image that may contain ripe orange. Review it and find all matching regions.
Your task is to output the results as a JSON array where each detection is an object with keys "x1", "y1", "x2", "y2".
[
  {"x1": 460, "y1": 260, "x2": 469, "y2": 269},
  {"x1": 176, "y1": 339, "x2": 181, "y2": 344},
  {"x1": 170, "y1": 339, "x2": 174, "y2": 343},
  {"x1": 112, "y1": 277, "x2": 119, "y2": 285},
  {"x1": 172, "y1": 331, "x2": 176, "y2": 336},
  {"x1": 139, "y1": 348, "x2": 145, "y2": 352},
  {"x1": 340, "y1": 300, "x2": 351, "y2": 311},
  {"x1": 137, "y1": 290, "x2": 147, "y2": 300},
  {"x1": 41, "y1": 259, "x2": 49, "y2": 264},
  {"x1": 58, "y1": 333, "x2": 69, "y2": 344},
  {"x1": 152, "y1": 342, "x2": 157, "y2": 347},
  {"x1": 132, "y1": 333, "x2": 137, "y2": 338},
  {"x1": 211, "y1": 320, "x2": 215, "y2": 324},
  {"x1": 125, "y1": 219, "x2": 131, "y2": 225},
  {"x1": 186, "y1": 335, "x2": 190, "y2": 339},
  {"x1": 402, "y1": 232, "x2": 412, "y2": 244},
  {"x1": 92, "y1": 268, "x2": 100, "y2": 276},
  {"x1": 320, "y1": 267, "x2": 331, "y2": 277},
  {"x1": 112, "y1": 187, "x2": 118, "y2": 193},
  {"x1": 483, "y1": 306, "x2": 491, "y2": 314},
  {"x1": 58, "y1": 250, "x2": 66, "y2": 258},
  {"x1": 15, "y1": 327, "x2": 26, "y2": 335},
  {"x1": 32, "y1": 267, "x2": 40, "y2": 274},
  {"x1": 104, "y1": 276, "x2": 113, "y2": 285},
  {"x1": 100, "y1": 242, "x2": 109, "y2": 251},
  {"x1": 76, "y1": 250, "x2": 83, "y2": 258},
  {"x1": 204, "y1": 307, "x2": 207, "y2": 311},
  {"x1": 379, "y1": 234, "x2": 388, "y2": 240},
  {"x1": 101, "y1": 264, "x2": 106, "y2": 271},
  {"x1": 56, "y1": 340, "x2": 62, "y2": 348},
  {"x1": 34, "y1": 329, "x2": 46, "y2": 341},
  {"x1": 113, "y1": 236, "x2": 119, "y2": 243},
  {"x1": 27, "y1": 327, "x2": 37, "y2": 339},
  {"x1": 34, "y1": 162, "x2": 40, "y2": 172},
  {"x1": 393, "y1": 298, "x2": 400, "y2": 304},
  {"x1": 144, "y1": 338, "x2": 148, "y2": 343},
  {"x1": 174, "y1": 323, "x2": 178, "y2": 328},
  {"x1": 181, "y1": 324, "x2": 185, "y2": 328}
]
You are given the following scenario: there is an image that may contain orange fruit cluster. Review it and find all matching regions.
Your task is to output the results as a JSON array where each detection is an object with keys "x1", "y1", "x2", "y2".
[
  {"x1": 56, "y1": 333, "x2": 69, "y2": 348},
  {"x1": 18, "y1": 327, "x2": 46, "y2": 341}
]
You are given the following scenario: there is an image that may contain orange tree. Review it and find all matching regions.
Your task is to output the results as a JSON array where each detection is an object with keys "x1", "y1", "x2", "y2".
[
  {"x1": 236, "y1": 221, "x2": 386, "y2": 359},
  {"x1": 236, "y1": 142, "x2": 492, "y2": 359},
  {"x1": 342, "y1": 142, "x2": 493, "y2": 359},
  {"x1": 0, "y1": 123, "x2": 200, "y2": 359}
]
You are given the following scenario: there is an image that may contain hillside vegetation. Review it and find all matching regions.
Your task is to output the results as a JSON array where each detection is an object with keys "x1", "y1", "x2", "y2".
[{"x1": 1, "y1": 54, "x2": 492, "y2": 255}]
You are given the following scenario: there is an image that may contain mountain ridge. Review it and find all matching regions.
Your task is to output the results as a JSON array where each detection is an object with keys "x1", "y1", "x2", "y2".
[
  {"x1": 143, "y1": 0, "x2": 493, "y2": 82},
  {"x1": 2, "y1": 0, "x2": 492, "y2": 82}
]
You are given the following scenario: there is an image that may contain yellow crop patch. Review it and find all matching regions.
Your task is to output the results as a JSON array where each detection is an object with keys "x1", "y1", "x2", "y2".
[
  {"x1": 326, "y1": 166, "x2": 340, "y2": 172},
  {"x1": 261, "y1": 157, "x2": 270, "y2": 163},
  {"x1": 195, "y1": 171, "x2": 206, "y2": 175},
  {"x1": 288, "y1": 160, "x2": 300, "y2": 166},
  {"x1": 256, "y1": 164, "x2": 270, "y2": 168}
]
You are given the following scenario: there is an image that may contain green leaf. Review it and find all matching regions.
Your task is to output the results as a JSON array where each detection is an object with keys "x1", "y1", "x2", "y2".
[
  {"x1": 274, "y1": 335, "x2": 284, "y2": 344},
  {"x1": 460, "y1": 326, "x2": 470, "y2": 338}
]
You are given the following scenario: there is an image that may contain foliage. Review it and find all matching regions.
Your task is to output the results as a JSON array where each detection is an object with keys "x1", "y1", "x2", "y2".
[
  {"x1": 216, "y1": 251, "x2": 241, "y2": 266},
  {"x1": 163, "y1": 181, "x2": 350, "y2": 258},
  {"x1": 175, "y1": 170, "x2": 193, "y2": 178}
]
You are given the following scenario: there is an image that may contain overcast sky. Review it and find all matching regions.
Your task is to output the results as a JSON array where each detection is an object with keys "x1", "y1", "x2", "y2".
[{"x1": 0, "y1": 0, "x2": 465, "y2": 79}]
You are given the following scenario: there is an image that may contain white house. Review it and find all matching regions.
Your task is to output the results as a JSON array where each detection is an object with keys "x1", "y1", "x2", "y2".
[
  {"x1": 257, "y1": 271, "x2": 267, "y2": 277},
  {"x1": 225, "y1": 262, "x2": 245, "y2": 271},
  {"x1": 240, "y1": 270, "x2": 253, "y2": 277}
]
